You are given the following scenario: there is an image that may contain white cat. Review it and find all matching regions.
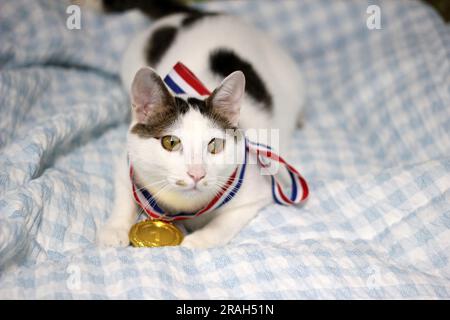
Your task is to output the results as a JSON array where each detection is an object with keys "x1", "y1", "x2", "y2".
[{"x1": 92, "y1": 1, "x2": 305, "y2": 248}]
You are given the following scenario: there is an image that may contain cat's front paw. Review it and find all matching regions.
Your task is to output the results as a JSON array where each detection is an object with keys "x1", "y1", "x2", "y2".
[
  {"x1": 181, "y1": 233, "x2": 224, "y2": 249},
  {"x1": 96, "y1": 225, "x2": 130, "y2": 247}
]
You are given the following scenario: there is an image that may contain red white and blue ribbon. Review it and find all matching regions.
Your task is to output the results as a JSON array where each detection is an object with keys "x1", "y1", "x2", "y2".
[
  {"x1": 246, "y1": 140, "x2": 309, "y2": 206},
  {"x1": 163, "y1": 62, "x2": 210, "y2": 96},
  {"x1": 130, "y1": 62, "x2": 309, "y2": 221}
]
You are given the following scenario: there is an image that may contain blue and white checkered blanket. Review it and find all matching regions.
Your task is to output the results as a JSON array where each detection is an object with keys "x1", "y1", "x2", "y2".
[{"x1": 1, "y1": 0, "x2": 449, "y2": 299}]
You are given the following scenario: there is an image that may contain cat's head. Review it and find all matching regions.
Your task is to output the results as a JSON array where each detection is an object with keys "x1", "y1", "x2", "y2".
[{"x1": 127, "y1": 67, "x2": 246, "y2": 212}]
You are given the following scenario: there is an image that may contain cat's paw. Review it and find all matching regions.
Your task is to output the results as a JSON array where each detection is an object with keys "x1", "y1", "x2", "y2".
[
  {"x1": 181, "y1": 233, "x2": 223, "y2": 249},
  {"x1": 96, "y1": 225, "x2": 130, "y2": 247}
]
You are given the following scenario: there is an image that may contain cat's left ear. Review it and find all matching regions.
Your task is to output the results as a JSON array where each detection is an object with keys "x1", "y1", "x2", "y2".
[{"x1": 207, "y1": 71, "x2": 245, "y2": 126}]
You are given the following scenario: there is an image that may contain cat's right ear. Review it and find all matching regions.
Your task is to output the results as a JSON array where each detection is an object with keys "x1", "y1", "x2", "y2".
[{"x1": 131, "y1": 67, "x2": 174, "y2": 123}]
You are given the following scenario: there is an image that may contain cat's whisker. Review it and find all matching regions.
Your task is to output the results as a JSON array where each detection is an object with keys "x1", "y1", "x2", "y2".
[
  {"x1": 139, "y1": 183, "x2": 170, "y2": 214},
  {"x1": 133, "y1": 179, "x2": 167, "y2": 193},
  {"x1": 211, "y1": 177, "x2": 246, "y2": 185},
  {"x1": 151, "y1": 185, "x2": 171, "y2": 203},
  {"x1": 206, "y1": 183, "x2": 233, "y2": 199},
  {"x1": 148, "y1": 184, "x2": 170, "y2": 203}
]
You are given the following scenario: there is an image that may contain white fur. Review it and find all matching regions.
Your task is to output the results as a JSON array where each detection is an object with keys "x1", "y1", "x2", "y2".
[{"x1": 97, "y1": 12, "x2": 305, "y2": 248}]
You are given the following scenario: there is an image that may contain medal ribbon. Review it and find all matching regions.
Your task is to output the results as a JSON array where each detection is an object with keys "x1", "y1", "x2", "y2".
[{"x1": 130, "y1": 62, "x2": 309, "y2": 221}]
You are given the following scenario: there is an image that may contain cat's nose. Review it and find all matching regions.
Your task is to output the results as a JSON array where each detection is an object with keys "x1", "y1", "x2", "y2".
[{"x1": 187, "y1": 165, "x2": 206, "y2": 183}]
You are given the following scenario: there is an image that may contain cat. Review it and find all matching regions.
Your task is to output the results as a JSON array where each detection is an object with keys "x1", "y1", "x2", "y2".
[{"x1": 86, "y1": 0, "x2": 306, "y2": 248}]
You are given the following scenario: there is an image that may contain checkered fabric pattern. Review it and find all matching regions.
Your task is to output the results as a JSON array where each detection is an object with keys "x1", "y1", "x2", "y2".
[{"x1": 0, "y1": 0, "x2": 449, "y2": 299}]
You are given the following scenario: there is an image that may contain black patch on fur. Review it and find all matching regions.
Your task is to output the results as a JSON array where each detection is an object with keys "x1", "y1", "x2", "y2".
[
  {"x1": 146, "y1": 26, "x2": 177, "y2": 66},
  {"x1": 102, "y1": 0, "x2": 135, "y2": 12},
  {"x1": 186, "y1": 97, "x2": 208, "y2": 112},
  {"x1": 102, "y1": 0, "x2": 200, "y2": 19},
  {"x1": 181, "y1": 12, "x2": 220, "y2": 28},
  {"x1": 174, "y1": 97, "x2": 190, "y2": 114},
  {"x1": 209, "y1": 48, "x2": 273, "y2": 112}
]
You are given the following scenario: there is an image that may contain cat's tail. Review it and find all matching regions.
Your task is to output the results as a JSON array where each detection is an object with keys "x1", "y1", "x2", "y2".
[{"x1": 80, "y1": 0, "x2": 202, "y2": 19}]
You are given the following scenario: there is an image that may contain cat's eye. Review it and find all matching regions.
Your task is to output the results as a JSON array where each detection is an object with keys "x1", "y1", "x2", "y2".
[
  {"x1": 207, "y1": 138, "x2": 226, "y2": 154},
  {"x1": 161, "y1": 135, "x2": 182, "y2": 152}
]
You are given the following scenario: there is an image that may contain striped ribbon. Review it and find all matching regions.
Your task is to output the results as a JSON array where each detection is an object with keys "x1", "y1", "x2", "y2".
[
  {"x1": 130, "y1": 62, "x2": 309, "y2": 221},
  {"x1": 163, "y1": 62, "x2": 210, "y2": 96}
]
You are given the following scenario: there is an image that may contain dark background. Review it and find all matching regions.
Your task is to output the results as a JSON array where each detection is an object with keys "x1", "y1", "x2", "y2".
[{"x1": 424, "y1": 0, "x2": 450, "y2": 21}]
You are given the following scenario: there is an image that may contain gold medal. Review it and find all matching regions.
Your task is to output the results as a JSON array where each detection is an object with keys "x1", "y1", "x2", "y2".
[{"x1": 129, "y1": 220, "x2": 184, "y2": 247}]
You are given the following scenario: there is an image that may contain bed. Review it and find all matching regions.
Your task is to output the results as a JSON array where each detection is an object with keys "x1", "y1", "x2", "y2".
[{"x1": 0, "y1": 0, "x2": 449, "y2": 299}]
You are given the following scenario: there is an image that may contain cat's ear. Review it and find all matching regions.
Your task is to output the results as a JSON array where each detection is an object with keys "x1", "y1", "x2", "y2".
[
  {"x1": 131, "y1": 67, "x2": 174, "y2": 123},
  {"x1": 208, "y1": 71, "x2": 245, "y2": 126}
]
